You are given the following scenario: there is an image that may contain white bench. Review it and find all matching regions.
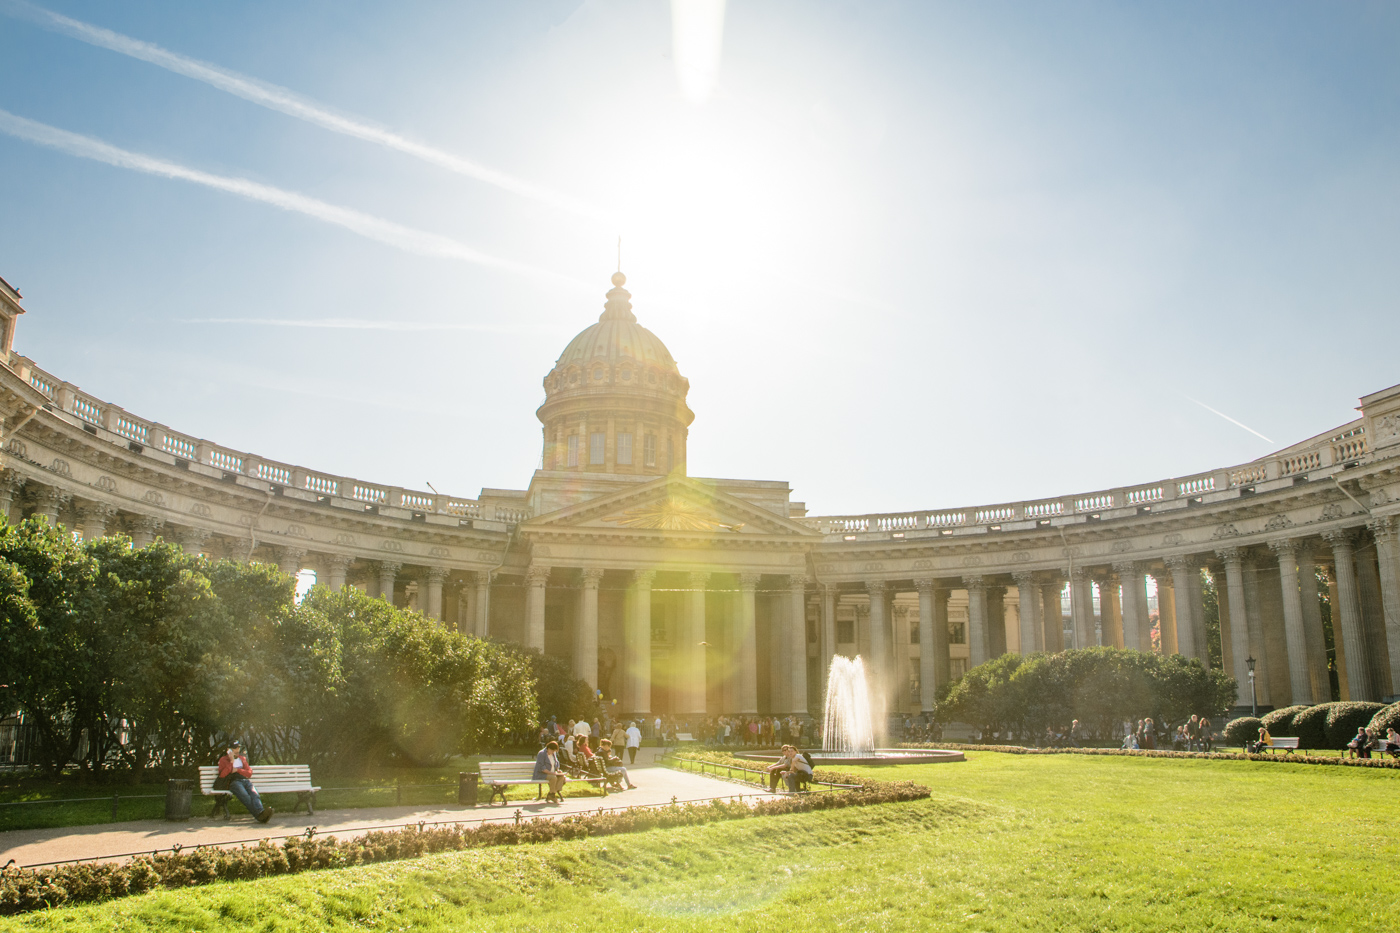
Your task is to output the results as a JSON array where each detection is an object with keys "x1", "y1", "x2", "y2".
[
  {"x1": 675, "y1": 733, "x2": 695, "y2": 743},
  {"x1": 197, "y1": 765, "x2": 321, "y2": 819},
  {"x1": 1257, "y1": 736, "x2": 1300, "y2": 754},
  {"x1": 477, "y1": 760, "x2": 608, "y2": 805}
]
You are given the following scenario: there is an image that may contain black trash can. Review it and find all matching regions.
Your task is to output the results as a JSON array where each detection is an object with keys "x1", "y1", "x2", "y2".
[
  {"x1": 165, "y1": 778, "x2": 193, "y2": 821},
  {"x1": 458, "y1": 771, "x2": 479, "y2": 806}
]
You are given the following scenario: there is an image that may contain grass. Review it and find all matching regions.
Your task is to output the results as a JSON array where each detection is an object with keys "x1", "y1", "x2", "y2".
[
  {"x1": 0, "y1": 753, "x2": 619, "y2": 832},
  {"x1": 3, "y1": 751, "x2": 1398, "y2": 931}
]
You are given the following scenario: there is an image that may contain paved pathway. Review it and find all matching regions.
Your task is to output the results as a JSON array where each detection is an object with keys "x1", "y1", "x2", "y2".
[{"x1": 0, "y1": 762, "x2": 777, "y2": 868}]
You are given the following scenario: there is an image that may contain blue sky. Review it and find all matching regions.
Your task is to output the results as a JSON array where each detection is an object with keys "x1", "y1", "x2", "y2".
[{"x1": 1, "y1": 1, "x2": 1396, "y2": 515}]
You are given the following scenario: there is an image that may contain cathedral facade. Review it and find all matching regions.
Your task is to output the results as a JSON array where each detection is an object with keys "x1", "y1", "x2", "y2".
[{"x1": 3, "y1": 270, "x2": 1400, "y2": 720}]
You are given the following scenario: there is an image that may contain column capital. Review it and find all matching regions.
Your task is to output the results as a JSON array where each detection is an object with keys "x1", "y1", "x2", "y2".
[
  {"x1": 866, "y1": 579, "x2": 887, "y2": 596},
  {"x1": 738, "y1": 572, "x2": 761, "y2": 590},
  {"x1": 786, "y1": 574, "x2": 806, "y2": 590},
  {"x1": 425, "y1": 565, "x2": 449, "y2": 584},
  {"x1": 526, "y1": 564, "x2": 551, "y2": 586},
  {"x1": 377, "y1": 560, "x2": 402, "y2": 575},
  {"x1": 913, "y1": 577, "x2": 936, "y2": 594},
  {"x1": 631, "y1": 568, "x2": 656, "y2": 587},
  {"x1": 25, "y1": 484, "x2": 71, "y2": 511},
  {"x1": 1214, "y1": 545, "x2": 1242, "y2": 564},
  {"x1": 1011, "y1": 571, "x2": 1035, "y2": 587},
  {"x1": 0, "y1": 469, "x2": 24, "y2": 496},
  {"x1": 1367, "y1": 516, "x2": 1398, "y2": 544},
  {"x1": 77, "y1": 501, "x2": 118, "y2": 521},
  {"x1": 1111, "y1": 560, "x2": 1140, "y2": 576},
  {"x1": 131, "y1": 515, "x2": 164, "y2": 536},
  {"x1": 962, "y1": 574, "x2": 984, "y2": 590},
  {"x1": 177, "y1": 527, "x2": 211, "y2": 552},
  {"x1": 580, "y1": 567, "x2": 605, "y2": 586},
  {"x1": 1323, "y1": 528, "x2": 1357, "y2": 549},
  {"x1": 1068, "y1": 567, "x2": 1088, "y2": 583},
  {"x1": 1152, "y1": 570, "x2": 1173, "y2": 589},
  {"x1": 277, "y1": 545, "x2": 308, "y2": 563},
  {"x1": 322, "y1": 553, "x2": 353, "y2": 573},
  {"x1": 1163, "y1": 554, "x2": 1192, "y2": 572},
  {"x1": 1268, "y1": 538, "x2": 1299, "y2": 558},
  {"x1": 688, "y1": 570, "x2": 712, "y2": 589},
  {"x1": 473, "y1": 569, "x2": 495, "y2": 586}
]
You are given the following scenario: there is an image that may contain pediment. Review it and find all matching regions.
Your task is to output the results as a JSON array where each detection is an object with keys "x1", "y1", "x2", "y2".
[{"x1": 522, "y1": 476, "x2": 818, "y2": 538}]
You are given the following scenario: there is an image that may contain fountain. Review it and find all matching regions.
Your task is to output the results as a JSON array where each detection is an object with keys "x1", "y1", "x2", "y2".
[{"x1": 738, "y1": 655, "x2": 964, "y2": 766}]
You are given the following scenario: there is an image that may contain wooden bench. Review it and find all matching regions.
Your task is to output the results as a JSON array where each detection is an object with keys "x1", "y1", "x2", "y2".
[
  {"x1": 477, "y1": 760, "x2": 608, "y2": 805},
  {"x1": 197, "y1": 765, "x2": 320, "y2": 819},
  {"x1": 1372, "y1": 739, "x2": 1399, "y2": 760},
  {"x1": 1257, "y1": 736, "x2": 1300, "y2": 754}
]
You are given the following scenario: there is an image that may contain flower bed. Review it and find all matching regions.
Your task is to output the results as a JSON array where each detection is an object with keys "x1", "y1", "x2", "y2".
[{"x1": 896, "y1": 742, "x2": 1400, "y2": 770}]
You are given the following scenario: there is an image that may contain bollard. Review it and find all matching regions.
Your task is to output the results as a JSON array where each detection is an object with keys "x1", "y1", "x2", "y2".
[
  {"x1": 164, "y1": 779, "x2": 193, "y2": 821},
  {"x1": 458, "y1": 772, "x2": 479, "y2": 806}
]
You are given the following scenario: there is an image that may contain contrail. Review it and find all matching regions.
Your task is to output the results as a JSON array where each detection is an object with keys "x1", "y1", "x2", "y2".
[
  {"x1": 183, "y1": 317, "x2": 570, "y2": 336},
  {"x1": 1181, "y1": 394, "x2": 1274, "y2": 445},
  {"x1": 1, "y1": 0, "x2": 609, "y2": 224},
  {"x1": 0, "y1": 108, "x2": 586, "y2": 288}
]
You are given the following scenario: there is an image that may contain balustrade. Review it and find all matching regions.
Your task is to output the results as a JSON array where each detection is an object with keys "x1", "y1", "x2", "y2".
[
  {"x1": 1074, "y1": 493, "x2": 1114, "y2": 512},
  {"x1": 1229, "y1": 464, "x2": 1268, "y2": 486},
  {"x1": 1125, "y1": 486, "x2": 1163, "y2": 505},
  {"x1": 1177, "y1": 476, "x2": 1214, "y2": 496},
  {"x1": 1280, "y1": 451, "x2": 1321, "y2": 476}
]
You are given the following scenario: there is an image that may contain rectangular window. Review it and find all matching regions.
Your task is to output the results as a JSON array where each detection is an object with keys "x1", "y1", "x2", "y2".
[
  {"x1": 590, "y1": 432, "x2": 605, "y2": 465},
  {"x1": 667, "y1": 438, "x2": 674, "y2": 470},
  {"x1": 950, "y1": 622, "x2": 966, "y2": 645},
  {"x1": 643, "y1": 433, "x2": 657, "y2": 467},
  {"x1": 617, "y1": 432, "x2": 632, "y2": 465},
  {"x1": 567, "y1": 435, "x2": 579, "y2": 467},
  {"x1": 837, "y1": 619, "x2": 854, "y2": 643},
  {"x1": 909, "y1": 621, "x2": 920, "y2": 644}
]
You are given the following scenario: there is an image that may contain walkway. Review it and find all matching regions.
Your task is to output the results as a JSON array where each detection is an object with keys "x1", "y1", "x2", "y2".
[{"x1": 0, "y1": 762, "x2": 776, "y2": 868}]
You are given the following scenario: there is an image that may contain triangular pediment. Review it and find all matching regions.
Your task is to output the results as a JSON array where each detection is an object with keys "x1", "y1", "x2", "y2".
[{"x1": 522, "y1": 475, "x2": 818, "y2": 538}]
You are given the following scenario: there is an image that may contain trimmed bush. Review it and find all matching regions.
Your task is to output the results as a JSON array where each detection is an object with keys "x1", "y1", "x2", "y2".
[
  {"x1": 1291, "y1": 704, "x2": 1330, "y2": 750},
  {"x1": 1260, "y1": 705, "x2": 1309, "y2": 736},
  {"x1": 1223, "y1": 717, "x2": 1263, "y2": 748},
  {"x1": 1324, "y1": 701, "x2": 1385, "y2": 748},
  {"x1": 1366, "y1": 702, "x2": 1400, "y2": 739}
]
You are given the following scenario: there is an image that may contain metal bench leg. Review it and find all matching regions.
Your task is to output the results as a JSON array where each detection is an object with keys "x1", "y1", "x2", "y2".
[{"x1": 490, "y1": 785, "x2": 507, "y2": 805}]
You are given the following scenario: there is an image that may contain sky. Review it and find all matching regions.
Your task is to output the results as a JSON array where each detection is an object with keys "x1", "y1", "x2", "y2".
[{"x1": 0, "y1": 1, "x2": 1397, "y2": 516}]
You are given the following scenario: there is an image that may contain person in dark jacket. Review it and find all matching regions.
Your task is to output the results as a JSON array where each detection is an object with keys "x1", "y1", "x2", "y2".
[
  {"x1": 217, "y1": 741, "x2": 273, "y2": 823},
  {"x1": 533, "y1": 740, "x2": 569, "y2": 802}
]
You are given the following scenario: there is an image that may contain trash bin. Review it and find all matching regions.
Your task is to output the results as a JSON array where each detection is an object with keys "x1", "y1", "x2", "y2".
[
  {"x1": 458, "y1": 771, "x2": 479, "y2": 806},
  {"x1": 165, "y1": 778, "x2": 193, "y2": 821}
]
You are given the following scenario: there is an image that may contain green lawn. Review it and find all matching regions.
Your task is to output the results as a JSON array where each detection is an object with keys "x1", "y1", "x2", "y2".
[{"x1": 3, "y1": 752, "x2": 1396, "y2": 931}]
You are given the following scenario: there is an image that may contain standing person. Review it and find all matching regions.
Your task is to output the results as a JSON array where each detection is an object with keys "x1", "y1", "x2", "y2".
[
  {"x1": 217, "y1": 742, "x2": 273, "y2": 823},
  {"x1": 611, "y1": 722, "x2": 627, "y2": 753},
  {"x1": 534, "y1": 740, "x2": 569, "y2": 803},
  {"x1": 574, "y1": 718, "x2": 591, "y2": 737},
  {"x1": 1067, "y1": 719, "x2": 1082, "y2": 748},
  {"x1": 1142, "y1": 718, "x2": 1156, "y2": 750},
  {"x1": 1199, "y1": 717, "x2": 1213, "y2": 752},
  {"x1": 625, "y1": 720, "x2": 643, "y2": 764}
]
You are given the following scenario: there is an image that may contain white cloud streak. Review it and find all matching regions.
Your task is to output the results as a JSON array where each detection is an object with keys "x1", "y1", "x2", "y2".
[
  {"x1": 2, "y1": 0, "x2": 610, "y2": 224},
  {"x1": 0, "y1": 108, "x2": 587, "y2": 288},
  {"x1": 1181, "y1": 394, "x2": 1274, "y2": 445}
]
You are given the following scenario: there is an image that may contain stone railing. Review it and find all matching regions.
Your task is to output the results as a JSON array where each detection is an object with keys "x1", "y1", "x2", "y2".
[
  {"x1": 8, "y1": 355, "x2": 529, "y2": 525},
  {"x1": 806, "y1": 419, "x2": 1371, "y2": 538}
]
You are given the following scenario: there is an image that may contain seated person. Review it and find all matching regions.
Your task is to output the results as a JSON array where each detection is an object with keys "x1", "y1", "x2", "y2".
[
  {"x1": 785, "y1": 748, "x2": 815, "y2": 792},
  {"x1": 1250, "y1": 726, "x2": 1272, "y2": 754},
  {"x1": 766, "y1": 746, "x2": 797, "y2": 791},
  {"x1": 533, "y1": 740, "x2": 569, "y2": 803},
  {"x1": 595, "y1": 738, "x2": 637, "y2": 789},
  {"x1": 1121, "y1": 732, "x2": 1139, "y2": 750},
  {"x1": 1347, "y1": 727, "x2": 1372, "y2": 759},
  {"x1": 1386, "y1": 727, "x2": 1400, "y2": 758}
]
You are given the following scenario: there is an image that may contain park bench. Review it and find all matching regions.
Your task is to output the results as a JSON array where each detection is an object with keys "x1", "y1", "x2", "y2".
[
  {"x1": 1257, "y1": 737, "x2": 1300, "y2": 754},
  {"x1": 197, "y1": 764, "x2": 320, "y2": 819},
  {"x1": 675, "y1": 732, "x2": 695, "y2": 744},
  {"x1": 477, "y1": 760, "x2": 609, "y2": 805},
  {"x1": 1372, "y1": 739, "x2": 1399, "y2": 760}
]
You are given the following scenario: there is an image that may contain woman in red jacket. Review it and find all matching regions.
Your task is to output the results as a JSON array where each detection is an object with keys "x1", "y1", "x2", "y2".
[{"x1": 217, "y1": 741, "x2": 274, "y2": 823}]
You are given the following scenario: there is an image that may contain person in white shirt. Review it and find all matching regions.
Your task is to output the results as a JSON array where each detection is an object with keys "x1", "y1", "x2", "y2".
[
  {"x1": 574, "y1": 719, "x2": 591, "y2": 737},
  {"x1": 625, "y1": 721, "x2": 643, "y2": 764}
]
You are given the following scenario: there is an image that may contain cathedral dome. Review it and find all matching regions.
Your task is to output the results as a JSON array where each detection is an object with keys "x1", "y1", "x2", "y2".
[{"x1": 537, "y1": 273, "x2": 693, "y2": 476}]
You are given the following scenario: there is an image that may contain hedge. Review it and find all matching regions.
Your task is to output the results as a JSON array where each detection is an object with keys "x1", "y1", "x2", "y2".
[
  {"x1": 1292, "y1": 704, "x2": 1331, "y2": 750},
  {"x1": 1366, "y1": 702, "x2": 1400, "y2": 739},
  {"x1": 1324, "y1": 702, "x2": 1386, "y2": 748},
  {"x1": 0, "y1": 769, "x2": 928, "y2": 916},
  {"x1": 1260, "y1": 705, "x2": 1309, "y2": 736},
  {"x1": 1222, "y1": 716, "x2": 1263, "y2": 747}
]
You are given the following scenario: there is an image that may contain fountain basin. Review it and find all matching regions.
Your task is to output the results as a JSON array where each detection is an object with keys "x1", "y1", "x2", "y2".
[{"x1": 735, "y1": 748, "x2": 964, "y2": 766}]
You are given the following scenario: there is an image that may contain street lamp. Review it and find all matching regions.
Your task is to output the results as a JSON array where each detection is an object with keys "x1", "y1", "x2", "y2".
[{"x1": 1245, "y1": 656, "x2": 1257, "y2": 718}]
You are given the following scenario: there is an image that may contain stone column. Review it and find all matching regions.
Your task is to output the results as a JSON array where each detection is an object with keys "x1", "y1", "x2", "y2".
[
  {"x1": 964, "y1": 576, "x2": 988, "y2": 668},
  {"x1": 129, "y1": 515, "x2": 164, "y2": 548},
  {"x1": 1241, "y1": 550, "x2": 1277, "y2": 704},
  {"x1": 1186, "y1": 564, "x2": 1209, "y2": 666},
  {"x1": 576, "y1": 568, "x2": 603, "y2": 690},
  {"x1": 1370, "y1": 517, "x2": 1400, "y2": 695},
  {"x1": 322, "y1": 554, "x2": 352, "y2": 591},
  {"x1": 736, "y1": 573, "x2": 760, "y2": 715},
  {"x1": 821, "y1": 584, "x2": 838, "y2": 692},
  {"x1": 684, "y1": 572, "x2": 711, "y2": 717},
  {"x1": 1214, "y1": 565, "x2": 1234, "y2": 675},
  {"x1": 1166, "y1": 557, "x2": 1197, "y2": 660},
  {"x1": 77, "y1": 502, "x2": 117, "y2": 540},
  {"x1": 1115, "y1": 562, "x2": 1147, "y2": 651},
  {"x1": 1013, "y1": 572, "x2": 1040, "y2": 655},
  {"x1": 473, "y1": 570, "x2": 494, "y2": 638},
  {"x1": 1097, "y1": 574, "x2": 1123, "y2": 649},
  {"x1": 176, "y1": 527, "x2": 210, "y2": 557},
  {"x1": 277, "y1": 546, "x2": 306, "y2": 576},
  {"x1": 933, "y1": 587, "x2": 951, "y2": 688},
  {"x1": 27, "y1": 485, "x2": 70, "y2": 525},
  {"x1": 1321, "y1": 565, "x2": 1349, "y2": 699},
  {"x1": 1216, "y1": 547, "x2": 1254, "y2": 706},
  {"x1": 1154, "y1": 571, "x2": 1178, "y2": 655},
  {"x1": 424, "y1": 566, "x2": 447, "y2": 621},
  {"x1": 915, "y1": 578, "x2": 938, "y2": 714},
  {"x1": 1296, "y1": 543, "x2": 1330, "y2": 699},
  {"x1": 1070, "y1": 569, "x2": 1094, "y2": 649},
  {"x1": 1325, "y1": 531, "x2": 1370, "y2": 699},
  {"x1": 1356, "y1": 540, "x2": 1392, "y2": 698},
  {"x1": 987, "y1": 586, "x2": 1007, "y2": 657},
  {"x1": 524, "y1": 564, "x2": 550, "y2": 652},
  {"x1": 0, "y1": 471, "x2": 23, "y2": 522},
  {"x1": 1269, "y1": 539, "x2": 1316, "y2": 704},
  {"x1": 867, "y1": 580, "x2": 891, "y2": 706},
  {"x1": 1041, "y1": 580, "x2": 1063, "y2": 653},
  {"x1": 787, "y1": 575, "x2": 809, "y2": 716},
  {"x1": 627, "y1": 570, "x2": 655, "y2": 717},
  {"x1": 377, "y1": 561, "x2": 401, "y2": 605}
]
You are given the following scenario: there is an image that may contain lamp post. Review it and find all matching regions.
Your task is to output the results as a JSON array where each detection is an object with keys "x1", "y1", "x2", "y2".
[{"x1": 1246, "y1": 655, "x2": 1257, "y2": 717}]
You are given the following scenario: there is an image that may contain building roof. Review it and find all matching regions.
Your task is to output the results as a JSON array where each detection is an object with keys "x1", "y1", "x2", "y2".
[{"x1": 551, "y1": 273, "x2": 678, "y2": 374}]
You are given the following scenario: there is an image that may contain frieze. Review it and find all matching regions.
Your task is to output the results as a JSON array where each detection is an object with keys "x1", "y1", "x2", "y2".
[
  {"x1": 48, "y1": 458, "x2": 70, "y2": 476},
  {"x1": 1264, "y1": 514, "x2": 1294, "y2": 531},
  {"x1": 961, "y1": 556, "x2": 982, "y2": 567},
  {"x1": 1212, "y1": 523, "x2": 1240, "y2": 539},
  {"x1": 142, "y1": 490, "x2": 165, "y2": 506},
  {"x1": 286, "y1": 524, "x2": 310, "y2": 538},
  {"x1": 1320, "y1": 503, "x2": 1345, "y2": 521},
  {"x1": 1161, "y1": 533, "x2": 1183, "y2": 546},
  {"x1": 1110, "y1": 540, "x2": 1133, "y2": 553},
  {"x1": 189, "y1": 503, "x2": 212, "y2": 518},
  {"x1": 94, "y1": 475, "x2": 117, "y2": 492},
  {"x1": 1012, "y1": 551, "x2": 1031, "y2": 563},
  {"x1": 817, "y1": 564, "x2": 836, "y2": 573},
  {"x1": 335, "y1": 533, "x2": 358, "y2": 546},
  {"x1": 381, "y1": 540, "x2": 403, "y2": 552},
  {"x1": 911, "y1": 559, "x2": 933, "y2": 570},
  {"x1": 430, "y1": 546, "x2": 450, "y2": 558},
  {"x1": 5, "y1": 439, "x2": 25, "y2": 458},
  {"x1": 863, "y1": 562, "x2": 884, "y2": 571}
]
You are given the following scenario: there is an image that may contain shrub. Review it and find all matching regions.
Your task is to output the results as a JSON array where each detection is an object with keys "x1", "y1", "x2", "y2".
[
  {"x1": 1222, "y1": 717, "x2": 1262, "y2": 748},
  {"x1": 1260, "y1": 705, "x2": 1309, "y2": 736},
  {"x1": 1365, "y1": 702, "x2": 1400, "y2": 739},
  {"x1": 1291, "y1": 704, "x2": 1330, "y2": 751},
  {"x1": 1324, "y1": 701, "x2": 1385, "y2": 749}
]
